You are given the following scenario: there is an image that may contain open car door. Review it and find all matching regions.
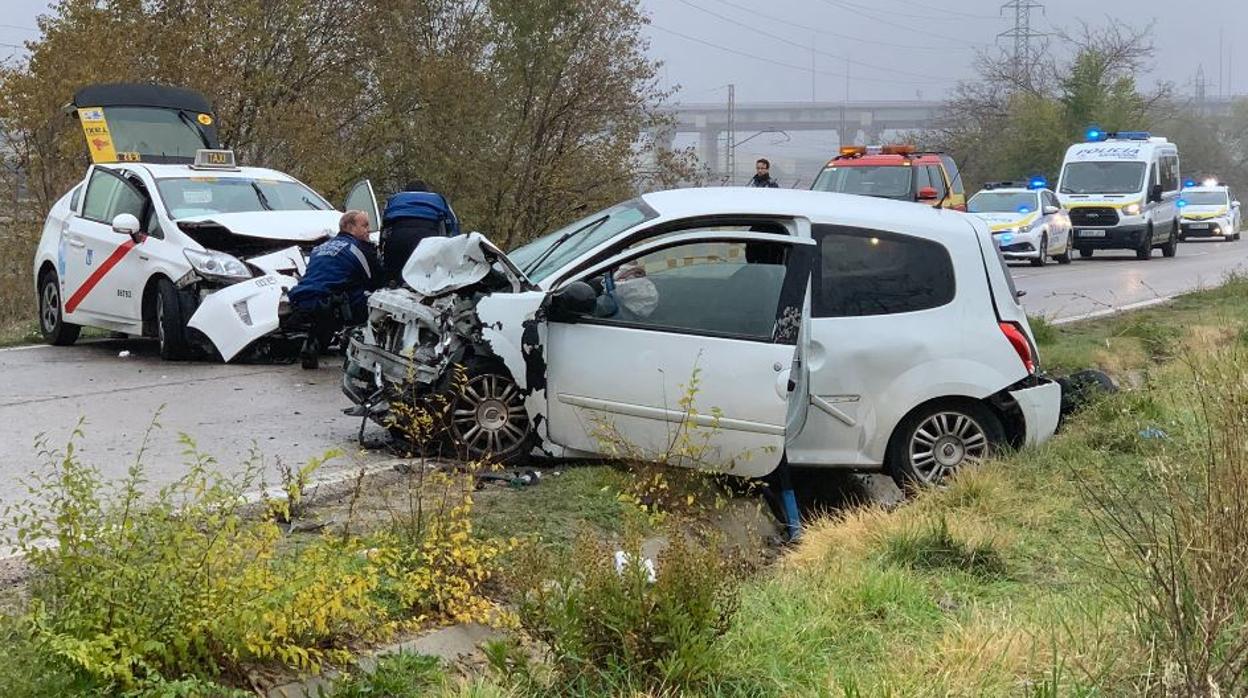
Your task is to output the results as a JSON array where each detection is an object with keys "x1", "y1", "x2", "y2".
[
  {"x1": 344, "y1": 179, "x2": 381, "y2": 240},
  {"x1": 543, "y1": 231, "x2": 815, "y2": 478}
]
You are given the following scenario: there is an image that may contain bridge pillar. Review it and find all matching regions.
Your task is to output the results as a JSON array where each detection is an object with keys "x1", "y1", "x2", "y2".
[{"x1": 698, "y1": 129, "x2": 720, "y2": 175}]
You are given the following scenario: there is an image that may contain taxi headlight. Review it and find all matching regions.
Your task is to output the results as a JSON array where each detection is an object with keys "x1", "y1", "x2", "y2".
[
  {"x1": 1122, "y1": 202, "x2": 1142, "y2": 216},
  {"x1": 185, "y1": 248, "x2": 252, "y2": 282}
]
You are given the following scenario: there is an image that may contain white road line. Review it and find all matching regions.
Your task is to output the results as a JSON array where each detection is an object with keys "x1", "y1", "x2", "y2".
[{"x1": 1051, "y1": 296, "x2": 1176, "y2": 325}]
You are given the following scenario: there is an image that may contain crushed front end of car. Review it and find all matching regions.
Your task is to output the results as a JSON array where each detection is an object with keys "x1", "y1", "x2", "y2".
[{"x1": 342, "y1": 233, "x2": 545, "y2": 460}]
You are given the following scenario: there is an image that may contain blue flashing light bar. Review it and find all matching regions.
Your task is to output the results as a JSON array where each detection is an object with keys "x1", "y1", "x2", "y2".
[
  {"x1": 1027, "y1": 176, "x2": 1047, "y2": 190},
  {"x1": 1176, "y1": 198, "x2": 1188, "y2": 208},
  {"x1": 1113, "y1": 130, "x2": 1151, "y2": 140},
  {"x1": 1085, "y1": 126, "x2": 1106, "y2": 141},
  {"x1": 1183, "y1": 178, "x2": 1197, "y2": 188}
]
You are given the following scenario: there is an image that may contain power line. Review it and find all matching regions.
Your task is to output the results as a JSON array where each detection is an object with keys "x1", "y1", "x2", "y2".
[
  {"x1": 649, "y1": 23, "x2": 954, "y2": 86},
  {"x1": 675, "y1": 0, "x2": 956, "y2": 82},
  {"x1": 866, "y1": 0, "x2": 1000, "y2": 20},
  {"x1": 713, "y1": 0, "x2": 974, "y2": 53},
  {"x1": 814, "y1": 0, "x2": 993, "y2": 47}
]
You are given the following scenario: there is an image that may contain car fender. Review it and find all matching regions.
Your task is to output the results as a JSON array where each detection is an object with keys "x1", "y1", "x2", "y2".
[
  {"x1": 186, "y1": 273, "x2": 295, "y2": 361},
  {"x1": 862, "y1": 357, "x2": 1024, "y2": 462}
]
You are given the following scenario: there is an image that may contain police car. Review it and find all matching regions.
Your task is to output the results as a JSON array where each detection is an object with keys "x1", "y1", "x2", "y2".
[
  {"x1": 32, "y1": 84, "x2": 382, "y2": 361},
  {"x1": 1178, "y1": 180, "x2": 1241, "y2": 242},
  {"x1": 967, "y1": 179, "x2": 1073, "y2": 266}
]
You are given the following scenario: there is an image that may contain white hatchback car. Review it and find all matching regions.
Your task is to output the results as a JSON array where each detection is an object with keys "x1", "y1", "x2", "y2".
[{"x1": 342, "y1": 188, "x2": 1061, "y2": 487}]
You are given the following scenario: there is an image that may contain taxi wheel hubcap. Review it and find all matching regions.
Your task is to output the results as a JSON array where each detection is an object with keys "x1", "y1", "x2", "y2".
[
  {"x1": 909, "y1": 412, "x2": 988, "y2": 484},
  {"x1": 451, "y1": 374, "x2": 530, "y2": 458},
  {"x1": 41, "y1": 281, "x2": 60, "y2": 332}
]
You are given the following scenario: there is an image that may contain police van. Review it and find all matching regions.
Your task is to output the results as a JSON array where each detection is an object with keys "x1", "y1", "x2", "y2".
[
  {"x1": 32, "y1": 83, "x2": 382, "y2": 362},
  {"x1": 1057, "y1": 130, "x2": 1181, "y2": 260}
]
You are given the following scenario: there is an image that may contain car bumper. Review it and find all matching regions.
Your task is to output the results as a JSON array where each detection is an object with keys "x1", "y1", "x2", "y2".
[
  {"x1": 1072, "y1": 222, "x2": 1148, "y2": 249},
  {"x1": 1180, "y1": 219, "x2": 1232, "y2": 238},
  {"x1": 1010, "y1": 377, "x2": 1062, "y2": 447},
  {"x1": 994, "y1": 229, "x2": 1042, "y2": 259}
]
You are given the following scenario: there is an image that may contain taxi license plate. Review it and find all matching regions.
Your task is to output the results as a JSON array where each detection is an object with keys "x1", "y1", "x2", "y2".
[
  {"x1": 1077, "y1": 229, "x2": 1106, "y2": 238},
  {"x1": 1187, "y1": 223, "x2": 1209, "y2": 230}
]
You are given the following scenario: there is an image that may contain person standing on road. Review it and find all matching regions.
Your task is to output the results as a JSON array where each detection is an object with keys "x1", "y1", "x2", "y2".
[
  {"x1": 380, "y1": 180, "x2": 461, "y2": 286},
  {"x1": 750, "y1": 158, "x2": 780, "y2": 188},
  {"x1": 287, "y1": 210, "x2": 381, "y2": 369}
]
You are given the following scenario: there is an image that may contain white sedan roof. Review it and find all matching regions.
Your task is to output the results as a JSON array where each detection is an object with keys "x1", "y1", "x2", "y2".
[
  {"x1": 639, "y1": 187, "x2": 977, "y2": 241},
  {"x1": 125, "y1": 163, "x2": 302, "y2": 182}
]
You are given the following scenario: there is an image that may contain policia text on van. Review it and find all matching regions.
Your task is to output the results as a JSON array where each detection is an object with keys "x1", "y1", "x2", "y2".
[{"x1": 1057, "y1": 130, "x2": 1181, "y2": 260}]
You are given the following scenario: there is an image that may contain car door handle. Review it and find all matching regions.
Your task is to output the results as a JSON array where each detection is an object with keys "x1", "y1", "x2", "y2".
[{"x1": 68, "y1": 238, "x2": 86, "y2": 248}]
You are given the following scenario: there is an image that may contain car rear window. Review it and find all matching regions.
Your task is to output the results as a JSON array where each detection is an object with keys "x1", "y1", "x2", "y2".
[{"x1": 811, "y1": 225, "x2": 955, "y2": 317}]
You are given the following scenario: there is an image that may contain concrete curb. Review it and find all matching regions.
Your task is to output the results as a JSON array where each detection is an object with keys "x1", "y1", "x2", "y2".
[{"x1": 1049, "y1": 295, "x2": 1176, "y2": 326}]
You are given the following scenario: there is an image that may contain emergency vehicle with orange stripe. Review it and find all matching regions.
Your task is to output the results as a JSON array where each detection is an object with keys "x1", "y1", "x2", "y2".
[
  {"x1": 32, "y1": 84, "x2": 376, "y2": 361},
  {"x1": 810, "y1": 145, "x2": 967, "y2": 211}
]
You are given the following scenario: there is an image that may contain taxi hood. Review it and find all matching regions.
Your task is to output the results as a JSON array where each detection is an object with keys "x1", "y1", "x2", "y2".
[
  {"x1": 973, "y1": 211, "x2": 1038, "y2": 230},
  {"x1": 177, "y1": 210, "x2": 340, "y2": 242}
]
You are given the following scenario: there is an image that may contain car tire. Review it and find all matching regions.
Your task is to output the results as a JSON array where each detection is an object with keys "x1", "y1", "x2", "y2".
[
  {"x1": 1030, "y1": 233, "x2": 1049, "y2": 267},
  {"x1": 1054, "y1": 233, "x2": 1073, "y2": 264},
  {"x1": 154, "y1": 277, "x2": 191, "y2": 360},
  {"x1": 1135, "y1": 224, "x2": 1153, "y2": 260},
  {"x1": 442, "y1": 360, "x2": 536, "y2": 465},
  {"x1": 1078, "y1": 247, "x2": 1093, "y2": 259},
  {"x1": 38, "y1": 270, "x2": 80, "y2": 346},
  {"x1": 888, "y1": 400, "x2": 1005, "y2": 490},
  {"x1": 1161, "y1": 223, "x2": 1178, "y2": 258}
]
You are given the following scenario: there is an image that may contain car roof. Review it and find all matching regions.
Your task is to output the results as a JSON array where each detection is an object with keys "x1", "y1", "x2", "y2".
[
  {"x1": 826, "y1": 154, "x2": 943, "y2": 167},
  {"x1": 971, "y1": 188, "x2": 1040, "y2": 195},
  {"x1": 639, "y1": 187, "x2": 977, "y2": 242},
  {"x1": 1183, "y1": 186, "x2": 1229, "y2": 194},
  {"x1": 118, "y1": 163, "x2": 300, "y2": 182}
]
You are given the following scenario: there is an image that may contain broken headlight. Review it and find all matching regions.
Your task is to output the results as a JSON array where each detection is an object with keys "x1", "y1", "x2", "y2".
[{"x1": 184, "y1": 248, "x2": 252, "y2": 283}]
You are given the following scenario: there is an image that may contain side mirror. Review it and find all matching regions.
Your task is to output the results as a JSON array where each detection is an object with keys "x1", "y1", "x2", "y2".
[
  {"x1": 549, "y1": 280, "x2": 598, "y2": 319},
  {"x1": 1043, "y1": 205, "x2": 1060, "y2": 215},
  {"x1": 1149, "y1": 183, "x2": 1163, "y2": 203},
  {"x1": 917, "y1": 186, "x2": 939, "y2": 201},
  {"x1": 111, "y1": 213, "x2": 142, "y2": 242}
]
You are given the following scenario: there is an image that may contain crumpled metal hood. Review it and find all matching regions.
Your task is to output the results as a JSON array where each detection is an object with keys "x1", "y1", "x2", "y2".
[
  {"x1": 177, "y1": 210, "x2": 340, "y2": 242},
  {"x1": 401, "y1": 232, "x2": 523, "y2": 297}
]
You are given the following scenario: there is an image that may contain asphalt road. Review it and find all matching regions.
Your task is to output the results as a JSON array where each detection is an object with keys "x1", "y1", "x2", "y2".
[
  {"x1": 1013, "y1": 237, "x2": 1248, "y2": 322},
  {"x1": 0, "y1": 338, "x2": 391, "y2": 522},
  {"x1": 1, "y1": 236, "x2": 1245, "y2": 521}
]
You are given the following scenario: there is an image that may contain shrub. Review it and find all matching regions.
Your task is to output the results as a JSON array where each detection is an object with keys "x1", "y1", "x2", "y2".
[{"x1": 504, "y1": 528, "x2": 743, "y2": 694}]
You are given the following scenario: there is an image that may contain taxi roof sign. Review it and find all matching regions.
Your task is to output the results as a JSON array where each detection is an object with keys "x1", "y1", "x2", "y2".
[{"x1": 191, "y1": 149, "x2": 238, "y2": 170}]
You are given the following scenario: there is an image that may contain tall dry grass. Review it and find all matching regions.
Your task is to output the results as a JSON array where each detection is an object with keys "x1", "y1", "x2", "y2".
[{"x1": 0, "y1": 220, "x2": 39, "y2": 340}]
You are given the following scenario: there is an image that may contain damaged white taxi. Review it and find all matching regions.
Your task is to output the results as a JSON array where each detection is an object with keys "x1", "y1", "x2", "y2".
[
  {"x1": 33, "y1": 83, "x2": 381, "y2": 361},
  {"x1": 343, "y1": 188, "x2": 1061, "y2": 487}
]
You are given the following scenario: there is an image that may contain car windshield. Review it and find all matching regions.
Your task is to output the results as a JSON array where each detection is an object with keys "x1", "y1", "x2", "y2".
[
  {"x1": 156, "y1": 177, "x2": 332, "y2": 219},
  {"x1": 101, "y1": 106, "x2": 209, "y2": 161},
  {"x1": 968, "y1": 192, "x2": 1039, "y2": 214},
  {"x1": 1060, "y1": 162, "x2": 1146, "y2": 195},
  {"x1": 1182, "y1": 191, "x2": 1228, "y2": 206},
  {"x1": 811, "y1": 166, "x2": 913, "y2": 199},
  {"x1": 507, "y1": 198, "x2": 658, "y2": 282}
]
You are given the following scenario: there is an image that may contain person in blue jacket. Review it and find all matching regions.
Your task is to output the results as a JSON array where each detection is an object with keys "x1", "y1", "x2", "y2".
[
  {"x1": 288, "y1": 210, "x2": 381, "y2": 369},
  {"x1": 380, "y1": 180, "x2": 460, "y2": 286}
]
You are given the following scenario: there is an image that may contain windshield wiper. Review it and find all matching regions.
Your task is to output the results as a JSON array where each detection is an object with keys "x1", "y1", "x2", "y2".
[
  {"x1": 250, "y1": 181, "x2": 274, "y2": 211},
  {"x1": 176, "y1": 110, "x2": 212, "y2": 148},
  {"x1": 300, "y1": 195, "x2": 324, "y2": 210},
  {"x1": 522, "y1": 214, "x2": 610, "y2": 276}
]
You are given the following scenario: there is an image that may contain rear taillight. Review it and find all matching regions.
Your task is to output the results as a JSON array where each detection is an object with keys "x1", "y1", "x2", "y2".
[{"x1": 999, "y1": 321, "x2": 1035, "y2": 373}]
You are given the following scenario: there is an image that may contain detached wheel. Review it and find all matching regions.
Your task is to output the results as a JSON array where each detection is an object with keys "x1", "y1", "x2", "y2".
[
  {"x1": 38, "y1": 270, "x2": 80, "y2": 346},
  {"x1": 154, "y1": 277, "x2": 190, "y2": 360},
  {"x1": 1029, "y1": 233, "x2": 1049, "y2": 267},
  {"x1": 889, "y1": 401, "x2": 1004, "y2": 490},
  {"x1": 445, "y1": 362, "x2": 535, "y2": 465},
  {"x1": 1160, "y1": 224, "x2": 1178, "y2": 258}
]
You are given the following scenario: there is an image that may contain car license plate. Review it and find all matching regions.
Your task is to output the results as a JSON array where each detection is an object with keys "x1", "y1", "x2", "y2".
[
  {"x1": 1077, "y1": 229, "x2": 1106, "y2": 238},
  {"x1": 1188, "y1": 223, "x2": 1208, "y2": 230}
]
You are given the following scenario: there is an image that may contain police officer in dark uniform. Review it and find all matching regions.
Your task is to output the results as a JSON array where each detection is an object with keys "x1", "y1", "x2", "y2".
[
  {"x1": 288, "y1": 210, "x2": 380, "y2": 369},
  {"x1": 379, "y1": 180, "x2": 460, "y2": 286}
]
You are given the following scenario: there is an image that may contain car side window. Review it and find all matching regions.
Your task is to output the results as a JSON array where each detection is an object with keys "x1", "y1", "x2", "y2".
[
  {"x1": 811, "y1": 225, "x2": 956, "y2": 317},
  {"x1": 81, "y1": 168, "x2": 147, "y2": 225},
  {"x1": 926, "y1": 165, "x2": 947, "y2": 198},
  {"x1": 68, "y1": 184, "x2": 83, "y2": 213},
  {"x1": 576, "y1": 239, "x2": 792, "y2": 341},
  {"x1": 940, "y1": 155, "x2": 964, "y2": 194},
  {"x1": 1160, "y1": 155, "x2": 1180, "y2": 193},
  {"x1": 1044, "y1": 191, "x2": 1060, "y2": 210}
]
